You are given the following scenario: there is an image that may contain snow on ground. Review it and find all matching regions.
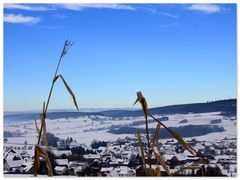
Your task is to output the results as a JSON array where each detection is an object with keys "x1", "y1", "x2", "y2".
[
  {"x1": 4, "y1": 112, "x2": 236, "y2": 147},
  {"x1": 137, "y1": 112, "x2": 236, "y2": 142}
]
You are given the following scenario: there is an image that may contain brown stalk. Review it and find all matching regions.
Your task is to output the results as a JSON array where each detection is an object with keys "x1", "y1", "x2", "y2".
[
  {"x1": 134, "y1": 91, "x2": 208, "y2": 176},
  {"x1": 147, "y1": 113, "x2": 197, "y2": 156},
  {"x1": 134, "y1": 91, "x2": 151, "y2": 167},
  {"x1": 34, "y1": 40, "x2": 77, "y2": 176}
]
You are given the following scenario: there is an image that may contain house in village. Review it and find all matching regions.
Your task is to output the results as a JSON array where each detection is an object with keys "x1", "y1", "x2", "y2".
[
  {"x1": 83, "y1": 154, "x2": 100, "y2": 162},
  {"x1": 69, "y1": 161, "x2": 86, "y2": 175},
  {"x1": 54, "y1": 159, "x2": 69, "y2": 175},
  {"x1": 4, "y1": 159, "x2": 24, "y2": 173},
  {"x1": 115, "y1": 166, "x2": 136, "y2": 176},
  {"x1": 52, "y1": 149, "x2": 72, "y2": 158},
  {"x1": 3, "y1": 149, "x2": 25, "y2": 173}
]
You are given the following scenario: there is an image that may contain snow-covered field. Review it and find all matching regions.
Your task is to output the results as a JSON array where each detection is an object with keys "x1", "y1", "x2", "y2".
[{"x1": 4, "y1": 112, "x2": 236, "y2": 147}]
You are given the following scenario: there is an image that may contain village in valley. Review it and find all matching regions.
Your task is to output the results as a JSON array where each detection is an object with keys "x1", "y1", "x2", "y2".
[
  {"x1": 3, "y1": 3, "x2": 237, "y2": 177},
  {"x1": 3, "y1": 112, "x2": 237, "y2": 177}
]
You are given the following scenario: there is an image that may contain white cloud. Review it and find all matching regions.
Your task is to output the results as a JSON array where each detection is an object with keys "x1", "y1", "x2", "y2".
[
  {"x1": 4, "y1": 13, "x2": 41, "y2": 24},
  {"x1": 159, "y1": 12, "x2": 179, "y2": 19},
  {"x1": 186, "y1": 4, "x2": 223, "y2": 14},
  {"x1": 4, "y1": 3, "x2": 136, "y2": 12},
  {"x1": 59, "y1": 3, "x2": 136, "y2": 11},
  {"x1": 4, "y1": 3, "x2": 55, "y2": 11}
]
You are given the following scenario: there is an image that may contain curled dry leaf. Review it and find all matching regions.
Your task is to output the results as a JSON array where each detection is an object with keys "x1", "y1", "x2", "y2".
[
  {"x1": 35, "y1": 145, "x2": 53, "y2": 176},
  {"x1": 54, "y1": 75, "x2": 79, "y2": 111},
  {"x1": 134, "y1": 91, "x2": 148, "y2": 120}
]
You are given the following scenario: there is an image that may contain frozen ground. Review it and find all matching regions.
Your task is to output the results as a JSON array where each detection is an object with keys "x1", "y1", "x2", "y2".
[{"x1": 4, "y1": 111, "x2": 236, "y2": 147}]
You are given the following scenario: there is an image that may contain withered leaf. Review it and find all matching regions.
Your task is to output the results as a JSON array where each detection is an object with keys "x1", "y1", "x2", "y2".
[
  {"x1": 34, "y1": 119, "x2": 40, "y2": 134},
  {"x1": 35, "y1": 145, "x2": 53, "y2": 176},
  {"x1": 57, "y1": 75, "x2": 79, "y2": 111},
  {"x1": 136, "y1": 91, "x2": 148, "y2": 120},
  {"x1": 154, "y1": 151, "x2": 171, "y2": 176}
]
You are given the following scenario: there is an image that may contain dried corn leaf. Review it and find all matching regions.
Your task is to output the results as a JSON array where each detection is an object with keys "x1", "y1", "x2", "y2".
[
  {"x1": 56, "y1": 75, "x2": 79, "y2": 111},
  {"x1": 40, "y1": 114, "x2": 48, "y2": 147},
  {"x1": 149, "y1": 124, "x2": 161, "y2": 158},
  {"x1": 137, "y1": 129, "x2": 146, "y2": 168},
  {"x1": 171, "y1": 131, "x2": 196, "y2": 155},
  {"x1": 34, "y1": 119, "x2": 40, "y2": 134},
  {"x1": 148, "y1": 113, "x2": 196, "y2": 156},
  {"x1": 136, "y1": 91, "x2": 148, "y2": 120},
  {"x1": 35, "y1": 145, "x2": 53, "y2": 176},
  {"x1": 145, "y1": 168, "x2": 155, "y2": 176},
  {"x1": 133, "y1": 98, "x2": 138, "y2": 106},
  {"x1": 154, "y1": 167, "x2": 161, "y2": 176},
  {"x1": 154, "y1": 151, "x2": 171, "y2": 176}
]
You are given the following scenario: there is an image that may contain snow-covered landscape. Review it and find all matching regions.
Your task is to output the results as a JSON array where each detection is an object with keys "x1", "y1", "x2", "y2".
[
  {"x1": 3, "y1": 110, "x2": 237, "y2": 177},
  {"x1": 3, "y1": 2, "x2": 237, "y2": 177},
  {"x1": 4, "y1": 111, "x2": 236, "y2": 146}
]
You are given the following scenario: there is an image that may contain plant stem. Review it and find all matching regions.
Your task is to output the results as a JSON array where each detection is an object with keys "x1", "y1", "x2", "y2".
[
  {"x1": 144, "y1": 116, "x2": 151, "y2": 168},
  {"x1": 34, "y1": 42, "x2": 68, "y2": 176},
  {"x1": 37, "y1": 55, "x2": 63, "y2": 145}
]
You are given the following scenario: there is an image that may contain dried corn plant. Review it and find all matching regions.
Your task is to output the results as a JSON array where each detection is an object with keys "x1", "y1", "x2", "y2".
[
  {"x1": 33, "y1": 40, "x2": 79, "y2": 176},
  {"x1": 134, "y1": 91, "x2": 205, "y2": 176}
]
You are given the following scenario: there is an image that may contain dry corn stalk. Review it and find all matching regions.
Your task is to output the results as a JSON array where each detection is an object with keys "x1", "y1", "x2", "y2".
[
  {"x1": 134, "y1": 91, "x2": 200, "y2": 176},
  {"x1": 34, "y1": 102, "x2": 48, "y2": 146},
  {"x1": 137, "y1": 129, "x2": 146, "y2": 174},
  {"x1": 134, "y1": 92, "x2": 151, "y2": 155},
  {"x1": 34, "y1": 40, "x2": 78, "y2": 177},
  {"x1": 137, "y1": 121, "x2": 171, "y2": 176},
  {"x1": 148, "y1": 124, "x2": 161, "y2": 158},
  {"x1": 151, "y1": 124, "x2": 171, "y2": 176}
]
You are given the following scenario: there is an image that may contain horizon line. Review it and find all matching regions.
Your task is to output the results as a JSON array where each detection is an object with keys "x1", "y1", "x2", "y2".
[{"x1": 4, "y1": 98, "x2": 236, "y2": 113}]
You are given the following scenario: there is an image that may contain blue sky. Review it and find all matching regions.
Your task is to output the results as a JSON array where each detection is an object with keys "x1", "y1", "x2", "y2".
[{"x1": 4, "y1": 3, "x2": 237, "y2": 111}]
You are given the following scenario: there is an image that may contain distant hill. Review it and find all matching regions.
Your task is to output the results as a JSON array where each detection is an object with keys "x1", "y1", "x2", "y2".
[
  {"x1": 4, "y1": 99, "x2": 236, "y2": 122},
  {"x1": 143, "y1": 99, "x2": 236, "y2": 116},
  {"x1": 101, "y1": 99, "x2": 236, "y2": 117}
]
